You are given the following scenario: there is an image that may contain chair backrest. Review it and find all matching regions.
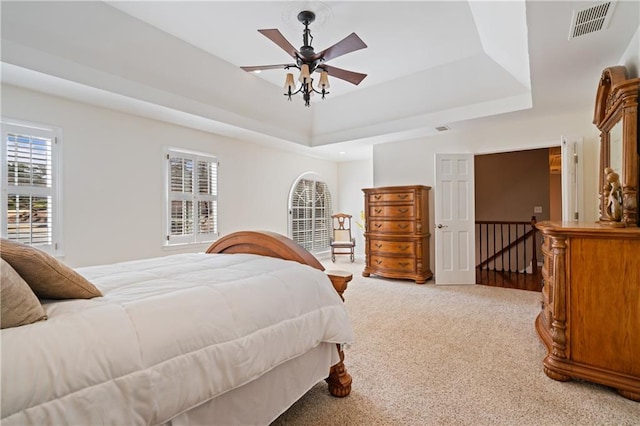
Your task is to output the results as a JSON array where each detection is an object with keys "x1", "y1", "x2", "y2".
[{"x1": 332, "y1": 213, "x2": 353, "y2": 242}]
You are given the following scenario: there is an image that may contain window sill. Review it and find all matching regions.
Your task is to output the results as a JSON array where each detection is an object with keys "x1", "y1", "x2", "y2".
[{"x1": 162, "y1": 241, "x2": 216, "y2": 252}]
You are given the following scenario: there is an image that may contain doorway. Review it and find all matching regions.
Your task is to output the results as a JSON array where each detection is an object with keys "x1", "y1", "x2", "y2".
[{"x1": 474, "y1": 147, "x2": 561, "y2": 290}]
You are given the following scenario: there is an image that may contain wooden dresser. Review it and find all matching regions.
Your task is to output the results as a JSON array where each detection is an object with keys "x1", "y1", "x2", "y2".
[
  {"x1": 535, "y1": 221, "x2": 640, "y2": 401},
  {"x1": 362, "y1": 185, "x2": 432, "y2": 284}
]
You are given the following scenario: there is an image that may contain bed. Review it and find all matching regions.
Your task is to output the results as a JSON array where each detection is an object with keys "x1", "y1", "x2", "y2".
[{"x1": 0, "y1": 231, "x2": 354, "y2": 425}]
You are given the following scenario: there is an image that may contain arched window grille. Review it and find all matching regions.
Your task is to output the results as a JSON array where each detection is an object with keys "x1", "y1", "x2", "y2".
[{"x1": 288, "y1": 173, "x2": 333, "y2": 254}]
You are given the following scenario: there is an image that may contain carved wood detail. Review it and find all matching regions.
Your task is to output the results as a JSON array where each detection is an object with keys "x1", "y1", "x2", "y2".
[
  {"x1": 550, "y1": 235, "x2": 567, "y2": 361},
  {"x1": 535, "y1": 222, "x2": 640, "y2": 401},
  {"x1": 593, "y1": 66, "x2": 640, "y2": 227}
]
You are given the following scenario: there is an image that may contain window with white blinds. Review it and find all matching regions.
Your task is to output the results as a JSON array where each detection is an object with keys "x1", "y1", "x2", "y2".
[
  {"x1": 289, "y1": 175, "x2": 333, "y2": 253},
  {"x1": 1, "y1": 121, "x2": 60, "y2": 254},
  {"x1": 165, "y1": 149, "x2": 218, "y2": 245}
]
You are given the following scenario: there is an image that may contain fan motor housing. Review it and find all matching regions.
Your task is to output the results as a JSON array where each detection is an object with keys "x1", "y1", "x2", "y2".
[{"x1": 299, "y1": 45, "x2": 315, "y2": 58}]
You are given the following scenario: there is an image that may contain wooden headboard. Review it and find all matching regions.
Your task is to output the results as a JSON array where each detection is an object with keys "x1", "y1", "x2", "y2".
[{"x1": 205, "y1": 230, "x2": 325, "y2": 271}]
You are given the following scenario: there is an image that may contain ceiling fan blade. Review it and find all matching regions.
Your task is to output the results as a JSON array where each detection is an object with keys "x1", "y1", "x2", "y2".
[
  {"x1": 313, "y1": 33, "x2": 367, "y2": 62},
  {"x1": 257, "y1": 29, "x2": 299, "y2": 59},
  {"x1": 241, "y1": 64, "x2": 295, "y2": 72},
  {"x1": 321, "y1": 65, "x2": 367, "y2": 86}
]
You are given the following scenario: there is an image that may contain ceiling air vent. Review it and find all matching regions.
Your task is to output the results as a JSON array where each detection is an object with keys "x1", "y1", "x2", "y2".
[
  {"x1": 569, "y1": 1, "x2": 616, "y2": 39},
  {"x1": 435, "y1": 125, "x2": 450, "y2": 132}
]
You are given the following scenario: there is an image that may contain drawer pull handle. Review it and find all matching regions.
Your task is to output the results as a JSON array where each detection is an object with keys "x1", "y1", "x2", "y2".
[
  {"x1": 375, "y1": 208, "x2": 383, "y2": 214},
  {"x1": 375, "y1": 243, "x2": 383, "y2": 248},
  {"x1": 375, "y1": 223, "x2": 383, "y2": 228},
  {"x1": 374, "y1": 195, "x2": 382, "y2": 200},
  {"x1": 398, "y1": 224, "x2": 408, "y2": 229},
  {"x1": 398, "y1": 208, "x2": 409, "y2": 213},
  {"x1": 400, "y1": 245, "x2": 409, "y2": 251},
  {"x1": 375, "y1": 259, "x2": 383, "y2": 265},
  {"x1": 399, "y1": 262, "x2": 410, "y2": 267},
  {"x1": 398, "y1": 194, "x2": 408, "y2": 199}
]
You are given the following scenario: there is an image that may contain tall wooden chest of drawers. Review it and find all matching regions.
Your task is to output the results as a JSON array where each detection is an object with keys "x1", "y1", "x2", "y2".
[
  {"x1": 535, "y1": 221, "x2": 640, "y2": 401},
  {"x1": 362, "y1": 185, "x2": 432, "y2": 284}
]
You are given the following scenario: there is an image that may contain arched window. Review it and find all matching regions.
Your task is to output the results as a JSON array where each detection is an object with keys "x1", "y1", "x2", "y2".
[{"x1": 288, "y1": 173, "x2": 333, "y2": 254}]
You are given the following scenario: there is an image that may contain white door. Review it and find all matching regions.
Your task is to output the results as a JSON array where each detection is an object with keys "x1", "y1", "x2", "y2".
[{"x1": 434, "y1": 154, "x2": 476, "y2": 285}]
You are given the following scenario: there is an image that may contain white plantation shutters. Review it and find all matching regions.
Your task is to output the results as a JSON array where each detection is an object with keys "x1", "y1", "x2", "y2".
[
  {"x1": 289, "y1": 177, "x2": 332, "y2": 253},
  {"x1": 1, "y1": 121, "x2": 60, "y2": 254},
  {"x1": 166, "y1": 150, "x2": 218, "y2": 245}
]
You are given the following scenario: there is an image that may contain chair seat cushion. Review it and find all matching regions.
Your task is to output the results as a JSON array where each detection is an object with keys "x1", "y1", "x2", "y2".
[{"x1": 331, "y1": 242, "x2": 354, "y2": 247}]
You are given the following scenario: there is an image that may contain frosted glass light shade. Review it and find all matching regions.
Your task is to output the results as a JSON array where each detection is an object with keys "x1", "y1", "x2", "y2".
[
  {"x1": 299, "y1": 64, "x2": 311, "y2": 82},
  {"x1": 319, "y1": 71, "x2": 330, "y2": 89},
  {"x1": 284, "y1": 73, "x2": 295, "y2": 91}
]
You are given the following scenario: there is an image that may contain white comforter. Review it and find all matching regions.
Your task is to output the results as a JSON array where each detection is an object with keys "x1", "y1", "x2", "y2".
[{"x1": 1, "y1": 253, "x2": 354, "y2": 425}]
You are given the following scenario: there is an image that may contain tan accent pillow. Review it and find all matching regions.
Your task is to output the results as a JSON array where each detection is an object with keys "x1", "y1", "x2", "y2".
[
  {"x1": 1, "y1": 258, "x2": 48, "y2": 329},
  {"x1": 0, "y1": 238, "x2": 102, "y2": 299}
]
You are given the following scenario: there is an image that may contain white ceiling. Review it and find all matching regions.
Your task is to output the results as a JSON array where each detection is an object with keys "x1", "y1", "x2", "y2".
[{"x1": 1, "y1": 1, "x2": 638, "y2": 161}]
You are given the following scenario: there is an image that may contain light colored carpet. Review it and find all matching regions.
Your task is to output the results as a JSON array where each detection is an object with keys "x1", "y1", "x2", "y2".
[{"x1": 272, "y1": 259, "x2": 640, "y2": 425}]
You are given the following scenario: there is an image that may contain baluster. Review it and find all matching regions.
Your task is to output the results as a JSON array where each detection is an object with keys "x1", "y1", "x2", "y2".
[
  {"x1": 515, "y1": 224, "x2": 520, "y2": 274},
  {"x1": 531, "y1": 216, "x2": 538, "y2": 274},
  {"x1": 500, "y1": 223, "x2": 505, "y2": 271},
  {"x1": 522, "y1": 221, "x2": 528, "y2": 273},
  {"x1": 485, "y1": 223, "x2": 489, "y2": 270},
  {"x1": 508, "y1": 224, "x2": 512, "y2": 272},
  {"x1": 492, "y1": 223, "x2": 496, "y2": 271}
]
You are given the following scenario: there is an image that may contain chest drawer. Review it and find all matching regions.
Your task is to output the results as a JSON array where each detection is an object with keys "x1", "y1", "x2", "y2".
[
  {"x1": 370, "y1": 192, "x2": 415, "y2": 203},
  {"x1": 370, "y1": 255, "x2": 415, "y2": 272},
  {"x1": 369, "y1": 220, "x2": 415, "y2": 233},
  {"x1": 369, "y1": 239, "x2": 416, "y2": 255},
  {"x1": 369, "y1": 205, "x2": 415, "y2": 218}
]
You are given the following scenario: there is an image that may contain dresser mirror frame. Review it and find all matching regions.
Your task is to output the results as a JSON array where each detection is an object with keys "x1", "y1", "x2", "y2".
[{"x1": 593, "y1": 66, "x2": 640, "y2": 227}]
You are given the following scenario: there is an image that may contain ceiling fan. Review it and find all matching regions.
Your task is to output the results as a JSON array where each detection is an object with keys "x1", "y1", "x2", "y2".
[{"x1": 241, "y1": 10, "x2": 368, "y2": 106}]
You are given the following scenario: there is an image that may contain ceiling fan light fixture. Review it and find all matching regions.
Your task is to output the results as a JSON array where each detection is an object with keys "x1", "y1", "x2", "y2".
[
  {"x1": 284, "y1": 72, "x2": 296, "y2": 100},
  {"x1": 319, "y1": 71, "x2": 330, "y2": 89},
  {"x1": 242, "y1": 10, "x2": 367, "y2": 107},
  {"x1": 284, "y1": 73, "x2": 296, "y2": 91}
]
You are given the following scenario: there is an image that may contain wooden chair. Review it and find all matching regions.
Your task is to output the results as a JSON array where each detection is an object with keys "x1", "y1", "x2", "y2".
[{"x1": 330, "y1": 213, "x2": 355, "y2": 262}]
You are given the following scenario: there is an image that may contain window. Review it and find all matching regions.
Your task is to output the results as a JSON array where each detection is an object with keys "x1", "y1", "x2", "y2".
[
  {"x1": 289, "y1": 174, "x2": 333, "y2": 253},
  {"x1": 1, "y1": 120, "x2": 61, "y2": 255},
  {"x1": 165, "y1": 149, "x2": 218, "y2": 245}
]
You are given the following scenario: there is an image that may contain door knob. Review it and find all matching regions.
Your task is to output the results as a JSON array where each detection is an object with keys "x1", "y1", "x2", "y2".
[{"x1": 437, "y1": 224, "x2": 448, "y2": 229}]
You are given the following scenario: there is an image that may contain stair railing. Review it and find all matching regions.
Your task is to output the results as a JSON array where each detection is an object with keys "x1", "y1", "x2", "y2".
[{"x1": 476, "y1": 216, "x2": 538, "y2": 274}]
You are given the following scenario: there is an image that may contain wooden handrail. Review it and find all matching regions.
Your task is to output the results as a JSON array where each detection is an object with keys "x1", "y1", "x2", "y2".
[{"x1": 476, "y1": 220, "x2": 535, "y2": 225}]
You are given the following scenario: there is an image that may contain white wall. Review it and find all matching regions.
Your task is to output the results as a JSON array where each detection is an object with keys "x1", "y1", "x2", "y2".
[
  {"x1": 1, "y1": 84, "x2": 338, "y2": 267},
  {"x1": 621, "y1": 27, "x2": 639, "y2": 78},
  {"x1": 336, "y1": 158, "x2": 373, "y2": 259},
  {"x1": 371, "y1": 107, "x2": 601, "y2": 270}
]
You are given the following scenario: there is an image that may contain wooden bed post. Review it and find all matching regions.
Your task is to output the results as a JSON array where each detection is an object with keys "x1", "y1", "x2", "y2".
[
  {"x1": 206, "y1": 231, "x2": 353, "y2": 397},
  {"x1": 325, "y1": 270, "x2": 353, "y2": 397},
  {"x1": 326, "y1": 345, "x2": 352, "y2": 397}
]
